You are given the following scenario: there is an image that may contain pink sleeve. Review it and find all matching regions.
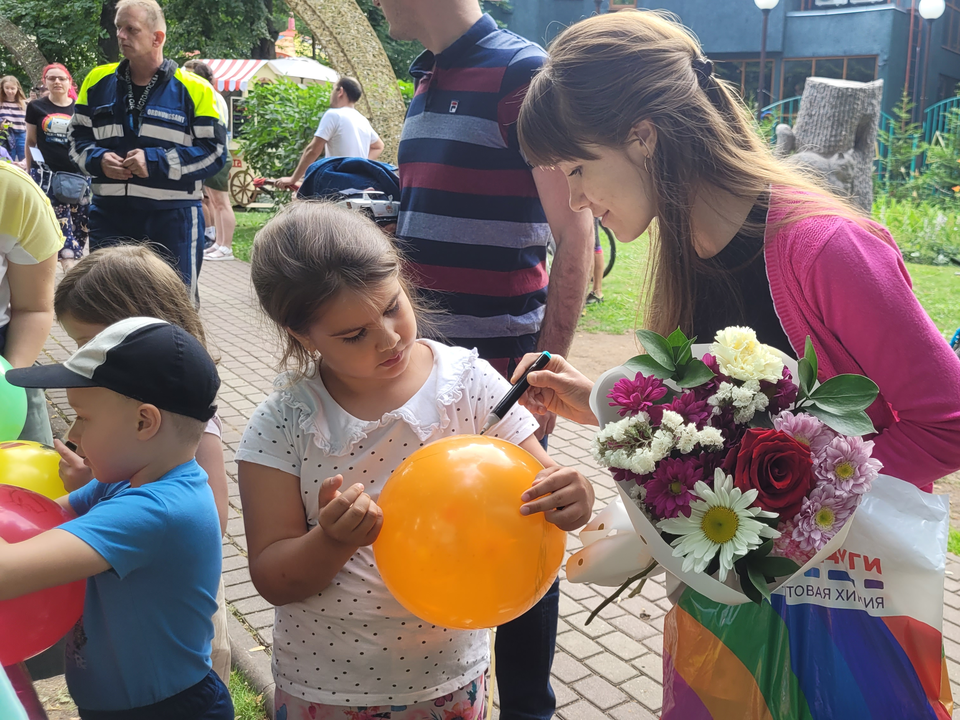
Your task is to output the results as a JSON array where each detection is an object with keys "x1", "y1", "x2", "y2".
[{"x1": 806, "y1": 222, "x2": 960, "y2": 488}]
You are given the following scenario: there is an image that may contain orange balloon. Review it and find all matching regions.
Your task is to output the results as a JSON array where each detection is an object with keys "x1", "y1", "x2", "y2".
[{"x1": 374, "y1": 435, "x2": 565, "y2": 630}]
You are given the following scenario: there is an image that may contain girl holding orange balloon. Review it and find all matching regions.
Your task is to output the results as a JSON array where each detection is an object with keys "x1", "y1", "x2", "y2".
[{"x1": 236, "y1": 202, "x2": 595, "y2": 720}]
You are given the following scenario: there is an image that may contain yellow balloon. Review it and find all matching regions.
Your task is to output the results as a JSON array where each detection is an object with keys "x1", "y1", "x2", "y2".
[
  {"x1": 374, "y1": 435, "x2": 565, "y2": 630},
  {"x1": 0, "y1": 441, "x2": 67, "y2": 500}
]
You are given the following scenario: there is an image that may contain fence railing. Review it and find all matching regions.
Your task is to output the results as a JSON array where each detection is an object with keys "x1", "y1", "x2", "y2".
[{"x1": 760, "y1": 97, "x2": 952, "y2": 181}]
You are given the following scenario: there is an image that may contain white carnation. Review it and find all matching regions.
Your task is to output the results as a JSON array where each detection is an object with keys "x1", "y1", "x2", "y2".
[{"x1": 712, "y1": 326, "x2": 784, "y2": 383}]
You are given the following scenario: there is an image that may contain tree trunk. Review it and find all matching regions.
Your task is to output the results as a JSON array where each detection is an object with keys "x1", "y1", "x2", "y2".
[
  {"x1": 0, "y1": 13, "x2": 48, "y2": 85},
  {"x1": 284, "y1": 0, "x2": 405, "y2": 163},
  {"x1": 99, "y1": 0, "x2": 120, "y2": 62},
  {"x1": 775, "y1": 77, "x2": 883, "y2": 212}
]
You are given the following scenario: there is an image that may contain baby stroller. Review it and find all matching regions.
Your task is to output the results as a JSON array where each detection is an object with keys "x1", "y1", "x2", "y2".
[{"x1": 297, "y1": 157, "x2": 400, "y2": 230}]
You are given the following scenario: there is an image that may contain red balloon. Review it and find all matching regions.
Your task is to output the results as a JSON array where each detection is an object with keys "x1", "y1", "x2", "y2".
[{"x1": 0, "y1": 484, "x2": 85, "y2": 665}]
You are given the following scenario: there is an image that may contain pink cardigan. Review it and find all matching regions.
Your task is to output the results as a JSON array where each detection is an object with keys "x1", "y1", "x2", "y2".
[{"x1": 764, "y1": 202, "x2": 960, "y2": 492}]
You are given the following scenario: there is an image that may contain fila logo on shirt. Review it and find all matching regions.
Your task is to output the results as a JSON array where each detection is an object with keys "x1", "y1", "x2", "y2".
[{"x1": 449, "y1": 100, "x2": 459, "y2": 113}]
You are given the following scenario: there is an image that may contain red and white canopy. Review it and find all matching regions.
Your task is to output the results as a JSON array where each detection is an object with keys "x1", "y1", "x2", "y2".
[{"x1": 200, "y1": 59, "x2": 268, "y2": 92}]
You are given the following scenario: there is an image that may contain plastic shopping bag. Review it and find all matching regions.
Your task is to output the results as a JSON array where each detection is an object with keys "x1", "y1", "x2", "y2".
[{"x1": 662, "y1": 474, "x2": 952, "y2": 720}]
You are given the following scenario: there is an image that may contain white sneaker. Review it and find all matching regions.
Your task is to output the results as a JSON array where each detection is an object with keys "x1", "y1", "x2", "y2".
[{"x1": 206, "y1": 245, "x2": 234, "y2": 261}]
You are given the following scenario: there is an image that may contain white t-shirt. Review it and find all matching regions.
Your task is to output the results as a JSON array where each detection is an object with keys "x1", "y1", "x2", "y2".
[
  {"x1": 314, "y1": 106, "x2": 380, "y2": 159},
  {"x1": 235, "y1": 340, "x2": 539, "y2": 706}
]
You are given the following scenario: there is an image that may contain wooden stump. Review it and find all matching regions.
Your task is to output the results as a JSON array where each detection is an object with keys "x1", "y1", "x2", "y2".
[{"x1": 775, "y1": 77, "x2": 883, "y2": 212}]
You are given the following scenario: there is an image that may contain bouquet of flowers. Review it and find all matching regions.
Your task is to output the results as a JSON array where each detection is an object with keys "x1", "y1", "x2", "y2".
[{"x1": 585, "y1": 326, "x2": 882, "y2": 606}]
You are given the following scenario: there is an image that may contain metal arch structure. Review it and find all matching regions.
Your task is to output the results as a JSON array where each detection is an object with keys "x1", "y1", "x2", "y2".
[
  {"x1": 0, "y1": 13, "x2": 48, "y2": 85},
  {"x1": 285, "y1": 0, "x2": 406, "y2": 163}
]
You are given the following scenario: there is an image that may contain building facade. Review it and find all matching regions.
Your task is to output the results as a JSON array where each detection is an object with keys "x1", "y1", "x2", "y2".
[{"x1": 498, "y1": 0, "x2": 960, "y2": 116}]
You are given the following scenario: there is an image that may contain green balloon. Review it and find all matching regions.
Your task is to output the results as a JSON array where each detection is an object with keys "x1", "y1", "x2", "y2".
[{"x1": 0, "y1": 356, "x2": 27, "y2": 441}]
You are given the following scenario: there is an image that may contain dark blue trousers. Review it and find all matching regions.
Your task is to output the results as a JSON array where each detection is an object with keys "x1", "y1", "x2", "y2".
[
  {"x1": 88, "y1": 202, "x2": 204, "y2": 304},
  {"x1": 77, "y1": 670, "x2": 233, "y2": 720}
]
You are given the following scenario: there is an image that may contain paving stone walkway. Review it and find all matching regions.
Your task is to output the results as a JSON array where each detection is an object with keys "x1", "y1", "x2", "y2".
[{"x1": 39, "y1": 259, "x2": 960, "y2": 720}]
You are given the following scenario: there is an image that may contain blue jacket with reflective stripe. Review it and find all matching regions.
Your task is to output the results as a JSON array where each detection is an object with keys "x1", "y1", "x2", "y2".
[{"x1": 69, "y1": 59, "x2": 227, "y2": 209}]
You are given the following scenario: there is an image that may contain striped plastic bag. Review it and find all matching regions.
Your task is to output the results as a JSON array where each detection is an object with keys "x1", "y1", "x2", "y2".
[{"x1": 662, "y1": 475, "x2": 953, "y2": 720}]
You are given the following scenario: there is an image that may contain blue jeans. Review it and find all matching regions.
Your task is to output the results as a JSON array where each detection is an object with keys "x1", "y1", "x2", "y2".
[
  {"x1": 89, "y1": 202, "x2": 204, "y2": 304},
  {"x1": 7, "y1": 129, "x2": 25, "y2": 161},
  {"x1": 495, "y1": 578, "x2": 560, "y2": 720}
]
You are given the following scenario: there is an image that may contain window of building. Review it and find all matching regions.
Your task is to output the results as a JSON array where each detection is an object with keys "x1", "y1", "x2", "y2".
[
  {"x1": 944, "y1": 2, "x2": 960, "y2": 55},
  {"x1": 715, "y1": 59, "x2": 776, "y2": 105},
  {"x1": 779, "y1": 56, "x2": 877, "y2": 97}
]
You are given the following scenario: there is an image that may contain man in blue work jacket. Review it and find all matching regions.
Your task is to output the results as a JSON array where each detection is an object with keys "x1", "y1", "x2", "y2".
[{"x1": 69, "y1": 0, "x2": 226, "y2": 302}]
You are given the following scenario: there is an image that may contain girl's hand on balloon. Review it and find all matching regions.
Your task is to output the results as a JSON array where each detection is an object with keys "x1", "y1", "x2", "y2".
[
  {"x1": 317, "y1": 475, "x2": 384, "y2": 547},
  {"x1": 53, "y1": 439, "x2": 93, "y2": 491},
  {"x1": 511, "y1": 353, "x2": 598, "y2": 426},
  {"x1": 519, "y1": 466, "x2": 595, "y2": 532}
]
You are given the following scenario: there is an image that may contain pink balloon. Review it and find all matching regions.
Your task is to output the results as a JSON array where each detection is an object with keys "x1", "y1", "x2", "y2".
[{"x1": 0, "y1": 485, "x2": 85, "y2": 666}]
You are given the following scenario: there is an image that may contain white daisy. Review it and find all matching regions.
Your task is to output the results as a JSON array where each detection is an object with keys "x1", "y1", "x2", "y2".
[{"x1": 658, "y1": 468, "x2": 780, "y2": 582}]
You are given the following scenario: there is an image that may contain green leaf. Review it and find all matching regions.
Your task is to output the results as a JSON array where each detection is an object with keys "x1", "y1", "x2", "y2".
[
  {"x1": 666, "y1": 327, "x2": 688, "y2": 348},
  {"x1": 623, "y1": 354, "x2": 673, "y2": 381},
  {"x1": 756, "y1": 556, "x2": 801, "y2": 579},
  {"x1": 797, "y1": 357, "x2": 815, "y2": 398},
  {"x1": 809, "y1": 374, "x2": 880, "y2": 414},
  {"x1": 735, "y1": 559, "x2": 764, "y2": 604},
  {"x1": 749, "y1": 411, "x2": 775, "y2": 429},
  {"x1": 806, "y1": 406, "x2": 877, "y2": 436},
  {"x1": 635, "y1": 330, "x2": 676, "y2": 372},
  {"x1": 746, "y1": 560, "x2": 772, "y2": 602},
  {"x1": 674, "y1": 359, "x2": 716, "y2": 388},
  {"x1": 804, "y1": 336, "x2": 818, "y2": 382},
  {"x1": 675, "y1": 338, "x2": 695, "y2": 366},
  {"x1": 753, "y1": 539, "x2": 774, "y2": 559}
]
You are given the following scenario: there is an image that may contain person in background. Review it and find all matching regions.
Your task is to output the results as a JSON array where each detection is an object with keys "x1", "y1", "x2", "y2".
[
  {"x1": 585, "y1": 220, "x2": 604, "y2": 307},
  {"x1": 0, "y1": 162, "x2": 60, "y2": 446},
  {"x1": 26, "y1": 63, "x2": 88, "y2": 272},
  {"x1": 69, "y1": 0, "x2": 227, "y2": 303},
  {"x1": 371, "y1": 1, "x2": 597, "y2": 718},
  {"x1": 184, "y1": 60, "x2": 236, "y2": 262},
  {"x1": 0, "y1": 76, "x2": 27, "y2": 164},
  {"x1": 276, "y1": 77, "x2": 384, "y2": 190}
]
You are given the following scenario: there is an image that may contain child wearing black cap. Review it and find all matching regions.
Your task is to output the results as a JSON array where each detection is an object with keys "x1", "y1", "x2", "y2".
[{"x1": 2, "y1": 316, "x2": 232, "y2": 720}]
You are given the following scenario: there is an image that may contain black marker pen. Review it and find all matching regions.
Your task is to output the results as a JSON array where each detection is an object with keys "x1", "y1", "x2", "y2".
[{"x1": 479, "y1": 351, "x2": 552, "y2": 435}]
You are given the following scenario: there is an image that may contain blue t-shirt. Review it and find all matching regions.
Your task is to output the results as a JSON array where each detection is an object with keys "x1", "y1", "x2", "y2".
[{"x1": 60, "y1": 459, "x2": 221, "y2": 711}]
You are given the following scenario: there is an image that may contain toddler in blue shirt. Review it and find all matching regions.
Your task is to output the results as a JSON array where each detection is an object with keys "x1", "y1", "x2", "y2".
[{"x1": 3, "y1": 317, "x2": 231, "y2": 720}]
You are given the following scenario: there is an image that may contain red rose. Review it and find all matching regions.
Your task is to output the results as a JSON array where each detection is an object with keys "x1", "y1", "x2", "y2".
[{"x1": 726, "y1": 428, "x2": 814, "y2": 520}]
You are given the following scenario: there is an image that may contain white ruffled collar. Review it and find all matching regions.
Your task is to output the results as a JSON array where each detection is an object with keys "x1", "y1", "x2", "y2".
[{"x1": 274, "y1": 339, "x2": 478, "y2": 457}]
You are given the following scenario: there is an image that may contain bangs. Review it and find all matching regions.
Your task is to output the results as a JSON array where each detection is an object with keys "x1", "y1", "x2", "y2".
[{"x1": 518, "y1": 70, "x2": 601, "y2": 168}]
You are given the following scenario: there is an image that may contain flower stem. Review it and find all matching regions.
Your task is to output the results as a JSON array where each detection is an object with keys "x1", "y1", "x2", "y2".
[{"x1": 585, "y1": 562, "x2": 660, "y2": 625}]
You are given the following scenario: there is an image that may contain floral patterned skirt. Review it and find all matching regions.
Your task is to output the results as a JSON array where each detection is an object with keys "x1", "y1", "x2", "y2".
[{"x1": 274, "y1": 675, "x2": 485, "y2": 720}]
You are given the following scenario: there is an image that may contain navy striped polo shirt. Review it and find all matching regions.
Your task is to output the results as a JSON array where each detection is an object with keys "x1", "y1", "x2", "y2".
[{"x1": 397, "y1": 14, "x2": 551, "y2": 379}]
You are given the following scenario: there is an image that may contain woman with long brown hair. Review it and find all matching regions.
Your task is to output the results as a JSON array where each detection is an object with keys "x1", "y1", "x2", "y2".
[{"x1": 513, "y1": 10, "x2": 960, "y2": 493}]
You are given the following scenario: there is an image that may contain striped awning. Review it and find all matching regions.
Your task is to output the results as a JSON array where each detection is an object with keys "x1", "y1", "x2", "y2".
[{"x1": 200, "y1": 59, "x2": 268, "y2": 92}]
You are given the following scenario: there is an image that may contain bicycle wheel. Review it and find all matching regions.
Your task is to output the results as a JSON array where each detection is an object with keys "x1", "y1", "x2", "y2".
[{"x1": 599, "y1": 222, "x2": 616, "y2": 277}]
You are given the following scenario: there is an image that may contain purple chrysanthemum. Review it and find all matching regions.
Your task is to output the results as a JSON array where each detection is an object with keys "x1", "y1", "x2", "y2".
[
  {"x1": 763, "y1": 366, "x2": 799, "y2": 414},
  {"x1": 610, "y1": 467, "x2": 649, "y2": 486},
  {"x1": 661, "y1": 392, "x2": 712, "y2": 429},
  {"x1": 816, "y1": 435, "x2": 882, "y2": 494},
  {"x1": 774, "y1": 411, "x2": 835, "y2": 456},
  {"x1": 791, "y1": 484, "x2": 859, "y2": 552},
  {"x1": 772, "y1": 519, "x2": 816, "y2": 566},
  {"x1": 607, "y1": 373, "x2": 668, "y2": 417},
  {"x1": 643, "y1": 456, "x2": 703, "y2": 519}
]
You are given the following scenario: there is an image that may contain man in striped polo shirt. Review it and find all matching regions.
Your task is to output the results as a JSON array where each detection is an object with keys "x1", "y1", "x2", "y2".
[{"x1": 374, "y1": 1, "x2": 595, "y2": 718}]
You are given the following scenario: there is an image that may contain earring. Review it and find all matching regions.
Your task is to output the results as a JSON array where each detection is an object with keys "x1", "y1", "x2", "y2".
[{"x1": 644, "y1": 155, "x2": 652, "y2": 175}]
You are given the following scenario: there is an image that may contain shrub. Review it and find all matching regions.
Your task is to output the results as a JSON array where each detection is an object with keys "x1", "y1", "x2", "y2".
[
  {"x1": 236, "y1": 78, "x2": 331, "y2": 178},
  {"x1": 873, "y1": 197, "x2": 960, "y2": 265}
]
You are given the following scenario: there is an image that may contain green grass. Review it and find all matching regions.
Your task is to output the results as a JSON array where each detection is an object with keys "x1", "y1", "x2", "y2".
[
  {"x1": 949, "y1": 527, "x2": 960, "y2": 556},
  {"x1": 232, "y1": 209, "x2": 273, "y2": 263},
  {"x1": 223, "y1": 209, "x2": 960, "y2": 339},
  {"x1": 578, "y1": 233, "x2": 649, "y2": 335},
  {"x1": 229, "y1": 669, "x2": 269, "y2": 720}
]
